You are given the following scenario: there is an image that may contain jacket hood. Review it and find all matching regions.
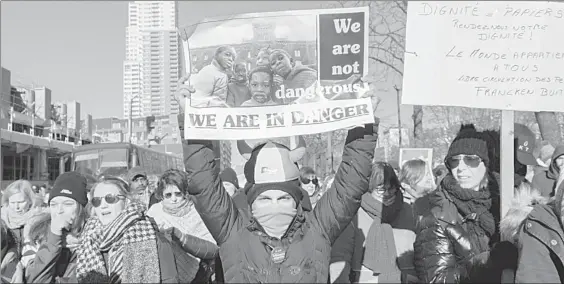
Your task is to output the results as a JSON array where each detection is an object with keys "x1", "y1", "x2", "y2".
[
  {"x1": 286, "y1": 63, "x2": 316, "y2": 81},
  {"x1": 500, "y1": 185, "x2": 548, "y2": 244},
  {"x1": 547, "y1": 145, "x2": 564, "y2": 180}
]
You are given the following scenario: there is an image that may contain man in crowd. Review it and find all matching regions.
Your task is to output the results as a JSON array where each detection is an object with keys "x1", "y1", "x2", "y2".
[{"x1": 128, "y1": 167, "x2": 151, "y2": 208}]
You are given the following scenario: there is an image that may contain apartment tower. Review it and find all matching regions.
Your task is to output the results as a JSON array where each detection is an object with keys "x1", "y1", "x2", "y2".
[{"x1": 123, "y1": 1, "x2": 180, "y2": 119}]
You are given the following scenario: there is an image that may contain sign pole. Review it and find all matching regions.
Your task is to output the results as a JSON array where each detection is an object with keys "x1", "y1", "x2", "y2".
[{"x1": 500, "y1": 110, "x2": 515, "y2": 218}]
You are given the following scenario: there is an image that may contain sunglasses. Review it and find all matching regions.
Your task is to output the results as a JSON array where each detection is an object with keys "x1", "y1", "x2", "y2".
[
  {"x1": 164, "y1": 192, "x2": 183, "y2": 199},
  {"x1": 445, "y1": 155, "x2": 482, "y2": 169},
  {"x1": 91, "y1": 194, "x2": 126, "y2": 208},
  {"x1": 300, "y1": 177, "x2": 319, "y2": 185}
]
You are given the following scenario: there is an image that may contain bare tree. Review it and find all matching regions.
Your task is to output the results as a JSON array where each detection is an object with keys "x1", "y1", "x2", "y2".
[{"x1": 332, "y1": 0, "x2": 563, "y2": 149}]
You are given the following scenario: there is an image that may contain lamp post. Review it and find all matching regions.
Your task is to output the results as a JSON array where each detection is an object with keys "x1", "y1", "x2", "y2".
[{"x1": 128, "y1": 94, "x2": 140, "y2": 143}]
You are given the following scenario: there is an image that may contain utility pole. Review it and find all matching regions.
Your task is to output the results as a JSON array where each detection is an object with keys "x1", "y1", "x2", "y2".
[
  {"x1": 128, "y1": 95, "x2": 139, "y2": 143},
  {"x1": 394, "y1": 85, "x2": 402, "y2": 147}
]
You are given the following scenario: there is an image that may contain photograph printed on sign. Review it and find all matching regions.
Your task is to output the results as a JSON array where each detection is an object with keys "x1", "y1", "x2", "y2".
[{"x1": 178, "y1": 7, "x2": 373, "y2": 140}]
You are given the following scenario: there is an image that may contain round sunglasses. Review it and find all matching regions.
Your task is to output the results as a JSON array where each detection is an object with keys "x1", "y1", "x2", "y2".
[
  {"x1": 445, "y1": 155, "x2": 482, "y2": 169},
  {"x1": 91, "y1": 194, "x2": 126, "y2": 208}
]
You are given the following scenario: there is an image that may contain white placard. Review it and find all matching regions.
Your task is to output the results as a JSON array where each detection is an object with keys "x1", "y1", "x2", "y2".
[{"x1": 402, "y1": 1, "x2": 564, "y2": 112}]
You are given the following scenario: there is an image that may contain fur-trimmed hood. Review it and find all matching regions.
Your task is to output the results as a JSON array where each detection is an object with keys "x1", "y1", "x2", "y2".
[
  {"x1": 500, "y1": 184, "x2": 549, "y2": 244},
  {"x1": 24, "y1": 211, "x2": 51, "y2": 245}
]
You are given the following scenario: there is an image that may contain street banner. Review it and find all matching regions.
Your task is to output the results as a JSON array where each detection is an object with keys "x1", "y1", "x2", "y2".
[
  {"x1": 402, "y1": 1, "x2": 564, "y2": 112},
  {"x1": 179, "y1": 7, "x2": 372, "y2": 140}
]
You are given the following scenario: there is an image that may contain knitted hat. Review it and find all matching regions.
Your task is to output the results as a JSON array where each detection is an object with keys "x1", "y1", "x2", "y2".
[
  {"x1": 49, "y1": 172, "x2": 88, "y2": 206},
  {"x1": 238, "y1": 138, "x2": 306, "y2": 205},
  {"x1": 514, "y1": 123, "x2": 538, "y2": 166},
  {"x1": 446, "y1": 124, "x2": 489, "y2": 167},
  {"x1": 127, "y1": 167, "x2": 147, "y2": 182},
  {"x1": 220, "y1": 167, "x2": 240, "y2": 189}
]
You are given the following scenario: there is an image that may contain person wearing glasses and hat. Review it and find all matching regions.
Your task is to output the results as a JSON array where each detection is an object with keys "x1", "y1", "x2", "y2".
[{"x1": 413, "y1": 124, "x2": 513, "y2": 283}]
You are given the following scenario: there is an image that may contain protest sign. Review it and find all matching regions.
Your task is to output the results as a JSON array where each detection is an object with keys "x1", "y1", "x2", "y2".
[
  {"x1": 402, "y1": 1, "x2": 564, "y2": 112},
  {"x1": 399, "y1": 148, "x2": 434, "y2": 172},
  {"x1": 179, "y1": 7, "x2": 372, "y2": 140}
]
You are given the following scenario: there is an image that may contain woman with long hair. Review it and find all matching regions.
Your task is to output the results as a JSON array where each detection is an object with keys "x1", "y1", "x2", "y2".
[
  {"x1": 414, "y1": 124, "x2": 506, "y2": 283},
  {"x1": 25, "y1": 172, "x2": 90, "y2": 283},
  {"x1": 335, "y1": 162, "x2": 417, "y2": 283},
  {"x1": 1, "y1": 180, "x2": 44, "y2": 253},
  {"x1": 76, "y1": 177, "x2": 161, "y2": 283}
]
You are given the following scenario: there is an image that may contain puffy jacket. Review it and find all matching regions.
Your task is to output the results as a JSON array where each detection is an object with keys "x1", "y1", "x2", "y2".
[
  {"x1": 413, "y1": 172, "x2": 502, "y2": 283},
  {"x1": 182, "y1": 126, "x2": 377, "y2": 283}
]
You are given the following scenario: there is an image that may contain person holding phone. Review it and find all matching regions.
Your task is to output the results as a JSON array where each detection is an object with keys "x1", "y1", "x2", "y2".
[{"x1": 25, "y1": 172, "x2": 90, "y2": 283}]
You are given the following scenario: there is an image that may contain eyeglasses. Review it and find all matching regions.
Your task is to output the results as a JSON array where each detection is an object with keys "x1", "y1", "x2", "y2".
[
  {"x1": 91, "y1": 194, "x2": 126, "y2": 208},
  {"x1": 164, "y1": 192, "x2": 183, "y2": 199},
  {"x1": 445, "y1": 155, "x2": 482, "y2": 169},
  {"x1": 300, "y1": 177, "x2": 319, "y2": 185}
]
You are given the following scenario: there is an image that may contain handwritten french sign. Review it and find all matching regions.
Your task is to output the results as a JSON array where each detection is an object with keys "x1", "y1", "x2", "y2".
[{"x1": 402, "y1": 1, "x2": 564, "y2": 112}]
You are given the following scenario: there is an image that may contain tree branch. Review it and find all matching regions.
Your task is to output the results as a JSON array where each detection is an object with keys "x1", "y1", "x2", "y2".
[{"x1": 369, "y1": 56, "x2": 403, "y2": 76}]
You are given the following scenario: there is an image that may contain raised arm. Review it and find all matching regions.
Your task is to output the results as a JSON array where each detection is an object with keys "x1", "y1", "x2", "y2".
[
  {"x1": 183, "y1": 140, "x2": 243, "y2": 245},
  {"x1": 312, "y1": 124, "x2": 378, "y2": 244}
]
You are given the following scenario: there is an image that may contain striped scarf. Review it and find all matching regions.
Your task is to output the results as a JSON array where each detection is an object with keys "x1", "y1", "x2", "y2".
[{"x1": 76, "y1": 202, "x2": 160, "y2": 283}]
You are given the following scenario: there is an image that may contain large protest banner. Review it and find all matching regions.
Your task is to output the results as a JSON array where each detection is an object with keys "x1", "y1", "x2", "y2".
[
  {"x1": 178, "y1": 7, "x2": 372, "y2": 140},
  {"x1": 402, "y1": 1, "x2": 564, "y2": 112}
]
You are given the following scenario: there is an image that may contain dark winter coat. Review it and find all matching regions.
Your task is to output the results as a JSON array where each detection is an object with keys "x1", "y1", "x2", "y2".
[
  {"x1": 182, "y1": 126, "x2": 377, "y2": 283},
  {"x1": 500, "y1": 183, "x2": 564, "y2": 283},
  {"x1": 413, "y1": 172, "x2": 505, "y2": 283},
  {"x1": 25, "y1": 215, "x2": 183, "y2": 283}
]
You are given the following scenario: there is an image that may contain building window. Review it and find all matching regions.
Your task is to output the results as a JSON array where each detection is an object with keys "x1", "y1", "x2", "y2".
[
  {"x1": 248, "y1": 51, "x2": 251, "y2": 58},
  {"x1": 192, "y1": 55, "x2": 197, "y2": 62},
  {"x1": 204, "y1": 54, "x2": 208, "y2": 60},
  {"x1": 294, "y1": 50, "x2": 301, "y2": 57}
]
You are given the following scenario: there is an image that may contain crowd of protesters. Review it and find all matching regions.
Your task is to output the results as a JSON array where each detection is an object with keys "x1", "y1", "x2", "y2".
[{"x1": 2, "y1": 82, "x2": 564, "y2": 283}]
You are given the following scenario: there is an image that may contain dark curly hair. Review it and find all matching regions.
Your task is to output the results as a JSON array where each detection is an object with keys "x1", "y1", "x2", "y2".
[{"x1": 155, "y1": 169, "x2": 190, "y2": 201}]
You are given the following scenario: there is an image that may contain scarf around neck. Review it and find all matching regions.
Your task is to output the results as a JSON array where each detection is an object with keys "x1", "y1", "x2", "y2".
[
  {"x1": 437, "y1": 174, "x2": 497, "y2": 252},
  {"x1": 360, "y1": 192, "x2": 403, "y2": 281},
  {"x1": 162, "y1": 198, "x2": 192, "y2": 217},
  {"x1": 76, "y1": 202, "x2": 160, "y2": 283},
  {"x1": 1, "y1": 206, "x2": 37, "y2": 229}
]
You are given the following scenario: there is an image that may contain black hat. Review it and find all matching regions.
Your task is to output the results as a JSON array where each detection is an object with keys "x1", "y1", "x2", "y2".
[
  {"x1": 446, "y1": 124, "x2": 489, "y2": 167},
  {"x1": 49, "y1": 172, "x2": 88, "y2": 207}
]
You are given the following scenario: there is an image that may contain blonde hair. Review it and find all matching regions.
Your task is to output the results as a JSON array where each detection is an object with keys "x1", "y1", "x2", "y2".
[
  {"x1": 399, "y1": 159, "x2": 427, "y2": 186},
  {"x1": 2, "y1": 180, "x2": 37, "y2": 209}
]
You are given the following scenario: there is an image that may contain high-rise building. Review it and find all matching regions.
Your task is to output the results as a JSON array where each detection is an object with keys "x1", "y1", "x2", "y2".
[{"x1": 123, "y1": 1, "x2": 180, "y2": 119}]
